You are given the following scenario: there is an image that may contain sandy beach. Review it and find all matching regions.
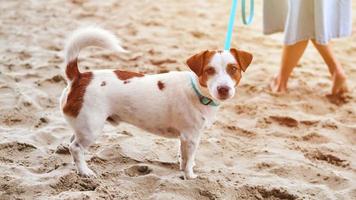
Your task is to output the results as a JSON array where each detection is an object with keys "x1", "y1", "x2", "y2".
[{"x1": 0, "y1": 0, "x2": 355, "y2": 199}]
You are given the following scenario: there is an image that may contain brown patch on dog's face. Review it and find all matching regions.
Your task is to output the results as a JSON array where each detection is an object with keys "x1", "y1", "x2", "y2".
[
  {"x1": 186, "y1": 49, "x2": 252, "y2": 101},
  {"x1": 114, "y1": 70, "x2": 144, "y2": 80},
  {"x1": 198, "y1": 64, "x2": 217, "y2": 87},
  {"x1": 63, "y1": 72, "x2": 93, "y2": 117},
  {"x1": 226, "y1": 63, "x2": 242, "y2": 86},
  {"x1": 186, "y1": 50, "x2": 216, "y2": 87},
  {"x1": 100, "y1": 81, "x2": 106, "y2": 86},
  {"x1": 157, "y1": 81, "x2": 165, "y2": 90},
  {"x1": 229, "y1": 48, "x2": 253, "y2": 72}
]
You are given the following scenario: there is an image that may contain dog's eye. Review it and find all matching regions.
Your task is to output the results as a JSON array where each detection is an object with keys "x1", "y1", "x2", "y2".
[
  {"x1": 205, "y1": 67, "x2": 215, "y2": 75},
  {"x1": 228, "y1": 64, "x2": 239, "y2": 73}
]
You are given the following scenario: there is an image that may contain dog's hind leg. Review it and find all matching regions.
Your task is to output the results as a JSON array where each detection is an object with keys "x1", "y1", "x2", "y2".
[
  {"x1": 68, "y1": 113, "x2": 106, "y2": 177},
  {"x1": 69, "y1": 137, "x2": 96, "y2": 177}
]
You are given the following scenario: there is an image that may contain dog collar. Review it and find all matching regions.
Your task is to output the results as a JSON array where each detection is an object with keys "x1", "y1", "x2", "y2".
[{"x1": 190, "y1": 76, "x2": 219, "y2": 107}]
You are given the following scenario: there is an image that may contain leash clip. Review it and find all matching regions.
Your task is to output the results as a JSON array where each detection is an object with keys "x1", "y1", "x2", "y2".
[{"x1": 200, "y1": 96, "x2": 213, "y2": 106}]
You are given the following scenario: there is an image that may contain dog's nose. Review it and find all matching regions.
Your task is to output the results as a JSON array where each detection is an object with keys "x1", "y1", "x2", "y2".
[{"x1": 217, "y1": 85, "x2": 230, "y2": 98}]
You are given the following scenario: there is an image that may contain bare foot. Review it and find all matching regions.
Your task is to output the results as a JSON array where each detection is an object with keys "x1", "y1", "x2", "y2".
[
  {"x1": 331, "y1": 71, "x2": 348, "y2": 96},
  {"x1": 269, "y1": 75, "x2": 287, "y2": 93}
]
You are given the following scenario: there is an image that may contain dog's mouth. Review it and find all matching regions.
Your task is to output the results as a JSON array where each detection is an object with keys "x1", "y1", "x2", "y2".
[
  {"x1": 209, "y1": 93, "x2": 232, "y2": 101},
  {"x1": 214, "y1": 85, "x2": 233, "y2": 101},
  {"x1": 217, "y1": 96, "x2": 230, "y2": 101}
]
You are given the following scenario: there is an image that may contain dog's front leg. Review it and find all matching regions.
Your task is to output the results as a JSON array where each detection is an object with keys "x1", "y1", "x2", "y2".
[
  {"x1": 180, "y1": 133, "x2": 201, "y2": 179},
  {"x1": 179, "y1": 140, "x2": 187, "y2": 171}
]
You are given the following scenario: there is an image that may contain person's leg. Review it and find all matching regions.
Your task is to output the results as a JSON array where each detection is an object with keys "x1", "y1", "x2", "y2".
[
  {"x1": 311, "y1": 40, "x2": 348, "y2": 95},
  {"x1": 270, "y1": 40, "x2": 309, "y2": 92}
]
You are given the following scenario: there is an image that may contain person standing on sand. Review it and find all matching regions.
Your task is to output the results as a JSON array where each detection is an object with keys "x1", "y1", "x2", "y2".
[{"x1": 263, "y1": 0, "x2": 351, "y2": 95}]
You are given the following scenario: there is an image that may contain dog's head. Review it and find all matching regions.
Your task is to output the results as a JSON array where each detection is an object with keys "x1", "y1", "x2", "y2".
[{"x1": 186, "y1": 48, "x2": 253, "y2": 101}]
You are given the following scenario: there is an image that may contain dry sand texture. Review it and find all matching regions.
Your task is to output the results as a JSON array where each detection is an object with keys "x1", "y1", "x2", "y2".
[{"x1": 0, "y1": 0, "x2": 355, "y2": 199}]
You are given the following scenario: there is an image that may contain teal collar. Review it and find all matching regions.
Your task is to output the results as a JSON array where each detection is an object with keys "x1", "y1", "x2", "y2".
[{"x1": 190, "y1": 76, "x2": 219, "y2": 107}]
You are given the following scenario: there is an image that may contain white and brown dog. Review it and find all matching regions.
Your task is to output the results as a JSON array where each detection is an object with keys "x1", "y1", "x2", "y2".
[{"x1": 60, "y1": 27, "x2": 252, "y2": 179}]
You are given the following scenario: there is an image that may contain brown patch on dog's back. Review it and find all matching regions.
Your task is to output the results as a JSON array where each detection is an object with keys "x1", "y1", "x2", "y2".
[
  {"x1": 62, "y1": 72, "x2": 93, "y2": 117},
  {"x1": 114, "y1": 70, "x2": 144, "y2": 81},
  {"x1": 157, "y1": 81, "x2": 165, "y2": 90}
]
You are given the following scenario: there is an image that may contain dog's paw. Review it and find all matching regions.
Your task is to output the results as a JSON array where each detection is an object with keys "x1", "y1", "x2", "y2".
[
  {"x1": 184, "y1": 171, "x2": 197, "y2": 180},
  {"x1": 78, "y1": 167, "x2": 97, "y2": 178}
]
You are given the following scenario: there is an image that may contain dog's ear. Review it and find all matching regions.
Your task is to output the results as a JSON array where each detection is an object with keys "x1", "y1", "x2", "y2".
[
  {"x1": 230, "y1": 48, "x2": 253, "y2": 72},
  {"x1": 186, "y1": 50, "x2": 215, "y2": 76}
]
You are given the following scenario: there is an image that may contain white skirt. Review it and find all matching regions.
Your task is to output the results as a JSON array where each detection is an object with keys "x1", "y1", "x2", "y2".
[{"x1": 263, "y1": 0, "x2": 352, "y2": 45}]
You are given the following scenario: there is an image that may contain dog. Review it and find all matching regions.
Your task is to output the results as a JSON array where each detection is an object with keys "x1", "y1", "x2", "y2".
[{"x1": 60, "y1": 27, "x2": 253, "y2": 179}]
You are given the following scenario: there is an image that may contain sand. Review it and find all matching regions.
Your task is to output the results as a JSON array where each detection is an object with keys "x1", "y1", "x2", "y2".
[{"x1": 0, "y1": 0, "x2": 355, "y2": 199}]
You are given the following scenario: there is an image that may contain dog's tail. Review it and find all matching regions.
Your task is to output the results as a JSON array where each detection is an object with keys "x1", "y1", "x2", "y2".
[{"x1": 63, "y1": 27, "x2": 127, "y2": 81}]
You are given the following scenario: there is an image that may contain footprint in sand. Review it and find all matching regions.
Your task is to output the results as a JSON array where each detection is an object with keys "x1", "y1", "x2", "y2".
[
  {"x1": 269, "y1": 116, "x2": 299, "y2": 127},
  {"x1": 150, "y1": 58, "x2": 176, "y2": 66},
  {"x1": 45, "y1": 75, "x2": 65, "y2": 84},
  {"x1": 300, "y1": 132, "x2": 329, "y2": 144},
  {"x1": 0, "y1": 142, "x2": 37, "y2": 168},
  {"x1": 268, "y1": 116, "x2": 321, "y2": 129},
  {"x1": 224, "y1": 125, "x2": 256, "y2": 138},
  {"x1": 304, "y1": 150, "x2": 350, "y2": 168},
  {"x1": 18, "y1": 50, "x2": 32, "y2": 61},
  {"x1": 50, "y1": 173, "x2": 99, "y2": 193},
  {"x1": 300, "y1": 120, "x2": 319, "y2": 126},
  {"x1": 236, "y1": 185, "x2": 298, "y2": 200},
  {"x1": 0, "y1": 142, "x2": 37, "y2": 154},
  {"x1": 124, "y1": 165, "x2": 152, "y2": 177},
  {"x1": 34, "y1": 117, "x2": 49, "y2": 128},
  {"x1": 321, "y1": 120, "x2": 338, "y2": 129},
  {"x1": 266, "y1": 164, "x2": 350, "y2": 191},
  {"x1": 190, "y1": 31, "x2": 207, "y2": 39},
  {"x1": 326, "y1": 93, "x2": 351, "y2": 106},
  {"x1": 55, "y1": 144, "x2": 70, "y2": 155}
]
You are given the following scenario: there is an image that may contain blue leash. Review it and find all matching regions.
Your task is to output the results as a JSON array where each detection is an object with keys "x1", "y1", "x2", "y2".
[
  {"x1": 241, "y1": 0, "x2": 254, "y2": 25},
  {"x1": 224, "y1": 0, "x2": 254, "y2": 50}
]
